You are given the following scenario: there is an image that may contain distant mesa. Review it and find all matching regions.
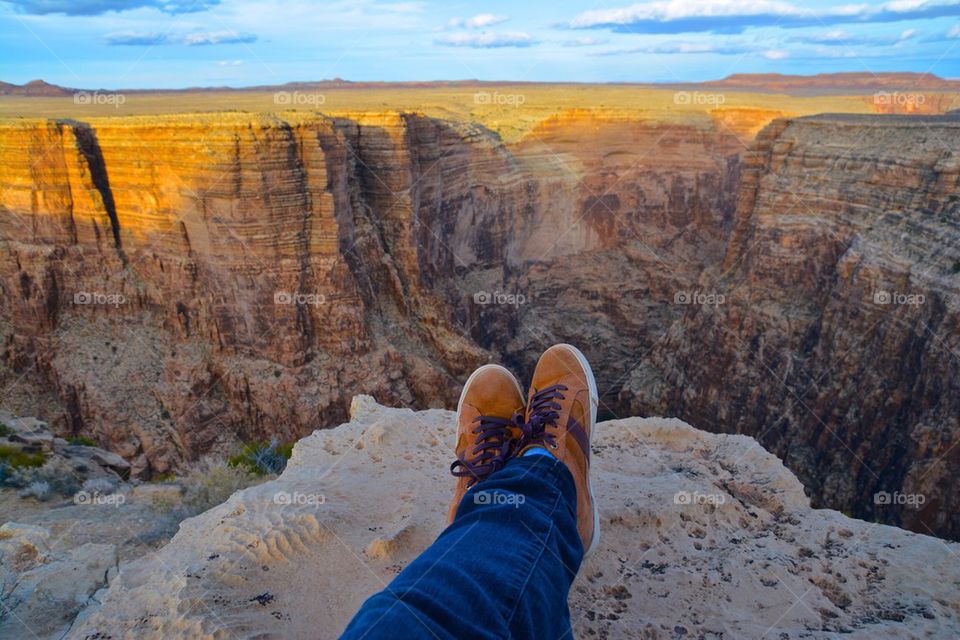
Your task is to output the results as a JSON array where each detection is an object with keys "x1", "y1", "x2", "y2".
[{"x1": 700, "y1": 72, "x2": 960, "y2": 93}]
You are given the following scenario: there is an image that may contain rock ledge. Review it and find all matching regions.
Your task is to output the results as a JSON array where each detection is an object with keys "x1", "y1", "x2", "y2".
[{"x1": 68, "y1": 397, "x2": 960, "y2": 639}]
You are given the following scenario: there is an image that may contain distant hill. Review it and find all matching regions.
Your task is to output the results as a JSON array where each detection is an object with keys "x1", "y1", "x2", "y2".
[
  {"x1": 0, "y1": 79, "x2": 75, "y2": 97},
  {"x1": 1, "y1": 73, "x2": 957, "y2": 96},
  {"x1": 700, "y1": 72, "x2": 960, "y2": 92}
]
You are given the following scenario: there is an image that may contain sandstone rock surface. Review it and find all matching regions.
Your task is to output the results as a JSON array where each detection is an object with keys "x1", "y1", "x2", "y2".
[
  {"x1": 0, "y1": 522, "x2": 117, "y2": 639},
  {"x1": 68, "y1": 397, "x2": 960, "y2": 639}
]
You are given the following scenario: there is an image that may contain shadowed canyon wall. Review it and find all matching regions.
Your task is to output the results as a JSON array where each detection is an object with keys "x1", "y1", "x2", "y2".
[{"x1": 0, "y1": 110, "x2": 957, "y2": 539}]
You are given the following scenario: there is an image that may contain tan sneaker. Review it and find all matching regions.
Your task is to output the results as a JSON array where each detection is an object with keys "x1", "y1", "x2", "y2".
[
  {"x1": 447, "y1": 364, "x2": 526, "y2": 523},
  {"x1": 518, "y1": 344, "x2": 600, "y2": 555}
]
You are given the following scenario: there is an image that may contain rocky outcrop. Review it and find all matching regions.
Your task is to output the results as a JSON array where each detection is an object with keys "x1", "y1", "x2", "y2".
[
  {"x1": 0, "y1": 410, "x2": 132, "y2": 490},
  {"x1": 67, "y1": 398, "x2": 960, "y2": 639},
  {"x1": 0, "y1": 522, "x2": 117, "y2": 640}
]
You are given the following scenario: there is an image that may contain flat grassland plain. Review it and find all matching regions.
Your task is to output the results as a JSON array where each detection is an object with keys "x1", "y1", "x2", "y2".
[{"x1": 3, "y1": 83, "x2": 954, "y2": 142}]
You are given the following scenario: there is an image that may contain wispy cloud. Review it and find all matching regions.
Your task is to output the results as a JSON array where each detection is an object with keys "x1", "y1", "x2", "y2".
[
  {"x1": 593, "y1": 42, "x2": 751, "y2": 56},
  {"x1": 794, "y1": 27, "x2": 921, "y2": 45},
  {"x1": 446, "y1": 13, "x2": 509, "y2": 29},
  {"x1": 435, "y1": 31, "x2": 535, "y2": 48},
  {"x1": 562, "y1": 36, "x2": 609, "y2": 47},
  {"x1": 181, "y1": 30, "x2": 256, "y2": 45},
  {"x1": 3, "y1": 0, "x2": 219, "y2": 15},
  {"x1": 465, "y1": 13, "x2": 508, "y2": 29},
  {"x1": 436, "y1": 31, "x2": 536, "y2": 49},
  {"x1": 105, "y1": 30, "x2": 257, "y2": 46},
  {"x1": 103, "y1": 31, "x2": 167, "y2": 45},
  {"x1": 568, "y1": 0, "x2": 960, "y2": 34}
]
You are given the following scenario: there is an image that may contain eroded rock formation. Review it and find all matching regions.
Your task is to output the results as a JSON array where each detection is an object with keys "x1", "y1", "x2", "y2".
[{"x1": 0, "y1": 110, "x2": 958, "y2": 541}]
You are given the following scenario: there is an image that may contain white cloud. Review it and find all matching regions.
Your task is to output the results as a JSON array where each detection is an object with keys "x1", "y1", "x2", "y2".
[
  {"x1": 5, "y1": 0, "x2": 219, "y2": 15},
  {"x1": 796, "y1": 26, "x2": 922, "y2": 46},
  {"x1": 883, "y1": 0, "x2": 930, "y2": 11},
  {"x1": 436, "y1": 31, "x2": 535, "y2": 48},
  {"x1": 105, "y1": 30, "x2": 257, "y2": 46},
  {"x1": 567, "y1": 0, "x2": 960, "y2": 34},
  {"x1": 594, "y1": 41, "x2": 752, "y2": 56},
  {"x1": 763, "y1": 49, "x2": 789, "y2": 59},
  {"x1": 217, "y1": 59, "x2": 243, "y2": 66},
  {"x1": 570, "y1": 0, "x2": 808, "y2": 27},
  {"x1": 446, "y1": 13, "x2": 509, "y2": 29},
  {"x1": 464, "y1": 13, "x2": 508, "y2": 28},
  {"x1": 949, "y1": 23, "x2": 960, "y2": 37},
  {"x1": 811, "y1": 29, "x2": 851, "y2": 42},
  {"x1": 181, "y1": 31, "x2": 256, "y2": 45}
]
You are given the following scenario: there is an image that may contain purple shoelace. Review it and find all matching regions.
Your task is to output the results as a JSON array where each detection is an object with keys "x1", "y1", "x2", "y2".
[
  {"x1": 517, "y1": 384, "x2": 567, "y2": 451},
  {"x1": 450, "y1": 411, "x2": 524, "y2": 488}
]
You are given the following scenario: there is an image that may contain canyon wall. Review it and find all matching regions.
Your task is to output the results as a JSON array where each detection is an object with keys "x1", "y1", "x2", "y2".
[
  {"x1": 1, "y1": 110, "x2": 958, "y2": 539},
  {"x1": 0, "y1": 114, "x2": 489, "y2": 476},
  {"x1": 626, "y1": 114, "x2": 960, "y2": 539}
]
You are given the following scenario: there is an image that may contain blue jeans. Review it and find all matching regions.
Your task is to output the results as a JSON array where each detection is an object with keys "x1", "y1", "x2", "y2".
[{"x1": 340, "y1": 454, "x2": 585, "y2": 639}]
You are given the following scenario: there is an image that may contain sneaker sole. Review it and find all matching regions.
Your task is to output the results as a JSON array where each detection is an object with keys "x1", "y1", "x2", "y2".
[{"x1": 551, "y1": 344, "x2": 601, "y2": 557}]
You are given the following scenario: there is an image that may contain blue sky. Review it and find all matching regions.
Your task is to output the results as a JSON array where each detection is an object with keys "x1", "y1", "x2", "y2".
[{"x1": 1, "y1": 0, "x2": 959, "y2": 88}]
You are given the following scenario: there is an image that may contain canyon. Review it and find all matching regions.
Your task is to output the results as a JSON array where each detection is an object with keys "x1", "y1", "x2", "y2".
[{"x1": 0, "y1": 95, "x2": 958, "y2": 541}]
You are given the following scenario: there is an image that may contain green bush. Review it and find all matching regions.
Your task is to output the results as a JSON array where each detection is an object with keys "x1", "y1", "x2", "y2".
[
  {"x1": 181, "y1": 459, "x2": 258, "y2": 513},
  {"x1": 0, "y1": 424, "x2": 12, "y2": 437},
  {"x1": 67, "y1": 435, "x2": 97, "y2": 447},
  {"x1": 0, "y1": 445, "x2": 46, "y2": 469},
  {"x1": 10, "y1": 457, "x2": 81, "y2": 496},
  {"x1": 228, "y1": 439, "x2": 293, "y2": 476}
]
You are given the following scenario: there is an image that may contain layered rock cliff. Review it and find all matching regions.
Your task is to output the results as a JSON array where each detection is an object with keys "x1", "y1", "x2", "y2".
[
  {"x1": 626, "y1": 114, "x2": 960, "y2": 540},
  {"x1": 1, "y1": 110, "x2": 958, "y2": 541},
  {"x1": 65, "y1": 398, "x2": 960, "y2": 639},
  {"x1": 0, "y1": 113, "x2": 489, "y2": 476}
]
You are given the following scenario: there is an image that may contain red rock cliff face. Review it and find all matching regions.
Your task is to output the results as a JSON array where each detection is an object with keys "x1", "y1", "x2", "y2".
[
  {"x1": 0, "y1": 114, "x2": 487, "y2": 475},
  {"x1": 625, "y1": 114, "x2": 960, "y2": 540},
  {"x1": 1, "y1": 111, "x2": 957, "y2": 541}
]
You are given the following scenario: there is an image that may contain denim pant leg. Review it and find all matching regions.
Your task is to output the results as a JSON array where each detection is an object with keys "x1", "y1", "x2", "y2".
[{"x1": 339, "y1": 454, "x2": 584, "y2": 640}]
